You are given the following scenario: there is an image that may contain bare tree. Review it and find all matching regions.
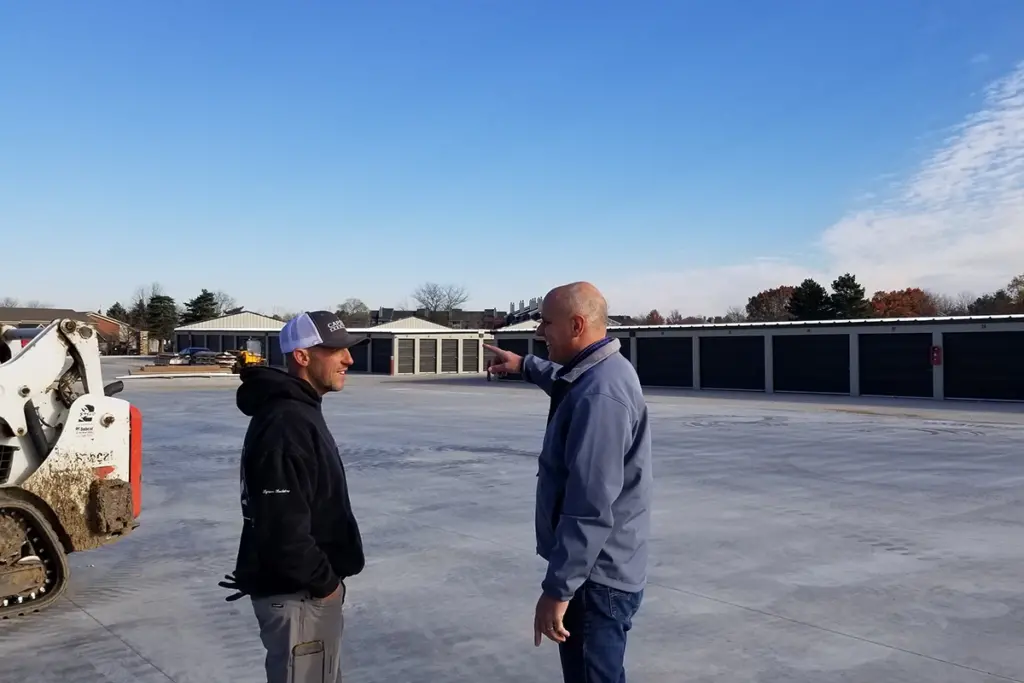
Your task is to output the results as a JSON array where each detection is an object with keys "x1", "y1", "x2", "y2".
[
  {"x1": 213, "y1": 290, "x2": 237, "y2": 316},
  {"x1": 927, "y1": 290, "x2": 973, "y2": 316},
  {"x1": 336, "y1": 298, "x2": 369, "y2": 316},
  {"x1": 0, "y1": 297, "x2": 18, "y2": 307},
  {"x1": 411, "y1": 282, "x2": 470, "y2": 312},
  {"x1": 722, "y1": 306, "x2": 747, "y2": 323}
]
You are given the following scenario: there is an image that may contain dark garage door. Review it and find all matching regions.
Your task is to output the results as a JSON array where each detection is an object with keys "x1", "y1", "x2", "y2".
[
  {"x1": 419, "y1": 338, "x2": 437, "y2": 373},
  {"x1": 533, "y1": 339, "x2": 548, "y2": 360},
  {"x1": 397, "y1": 339, "x2": 415, "y2": 374},
  {"x1": 372, "y1": 338, "x2": 394, "y2": 374},
  {"x1": 637, "y1": 337, "x2": 693, "y2": 387},
  {"x1": 441, "y1": 339, "x2": 459, "y2": 372},
  {"x1": 268, "y1": 335, "x2": 282, "y2": 367},
  {"x1": 498, "y1": 338, "x2": 529, "y2": 380},
  {"x1": 220, "y1": 335, "x2": 237, "y2": 352},
  {"x1": 176, "y1": 334, "x2": 189, "y2": 351},
  {"x1": 944, "y1": 331, "x2": 1024, "y2": 401},
  {"x1": 350, "y1": 341, "x2": 369, "y2": 372},
  {"x1": 859, "y1": 333, "x2": 933, "y2": 398},
  {"x1": 462, "y1": 339, "x2": 479, "y2": 373},
  {"x1": 773, "y1": 334, "x2": 850, "y2": 394},
  {"x1": 700, "y1": 336, "x2": 765, "y2": 391}
]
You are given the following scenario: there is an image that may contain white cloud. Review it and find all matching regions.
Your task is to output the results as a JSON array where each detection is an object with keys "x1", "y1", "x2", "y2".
[{"x1": 605, "y1": 60, "x2": 1024, "y2": 315}]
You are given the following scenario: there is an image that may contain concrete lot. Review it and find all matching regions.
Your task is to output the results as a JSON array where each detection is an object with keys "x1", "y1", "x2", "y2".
[{"x1": 1, "y1": 362, "x2": 1023, "y2": 682}]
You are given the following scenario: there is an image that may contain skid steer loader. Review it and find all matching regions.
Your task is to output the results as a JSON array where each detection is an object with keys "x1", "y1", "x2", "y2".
[{"x1": 0, "y1": 318, "x2": 142, "y2": 619}]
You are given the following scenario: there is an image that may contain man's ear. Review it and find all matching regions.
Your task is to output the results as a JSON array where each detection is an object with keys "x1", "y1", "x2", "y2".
[{"x1": 291, "y1": 348, "x2": 311, "y2": 367}]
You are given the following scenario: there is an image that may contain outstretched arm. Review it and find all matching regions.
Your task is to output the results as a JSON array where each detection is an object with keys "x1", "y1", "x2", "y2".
[{"x1": 522, "y1": 354, "x2": 563, "y2": 396}]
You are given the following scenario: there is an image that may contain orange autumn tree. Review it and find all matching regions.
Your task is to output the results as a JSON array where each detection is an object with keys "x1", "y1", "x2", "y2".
[{"x1": 869, "y1": 288, "x2": 939, "y2": 318}]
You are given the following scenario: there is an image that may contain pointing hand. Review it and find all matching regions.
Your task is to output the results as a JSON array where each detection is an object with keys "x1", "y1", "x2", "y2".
[{"x1": 483, "y1": 343, "x2": 523, "y2": 376}]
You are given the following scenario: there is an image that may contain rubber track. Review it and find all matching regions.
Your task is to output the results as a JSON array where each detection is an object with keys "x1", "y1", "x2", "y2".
[{"x1": 0, "y1": 493, "x2": 70, "y2": 620}]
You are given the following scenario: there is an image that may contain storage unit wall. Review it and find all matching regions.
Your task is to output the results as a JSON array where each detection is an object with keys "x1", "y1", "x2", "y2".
[
  {"x1": 173, "y1": 311, "x2": 286, "y2": 364},
  {"x1": 490, "y1": 315, "x2": 1024, "y2": 402},
  {"x1": 350, "y1": 329, "x2": 492, "y2": 376}
]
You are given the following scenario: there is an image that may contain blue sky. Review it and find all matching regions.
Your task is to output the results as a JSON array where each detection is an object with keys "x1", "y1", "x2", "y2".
[{"x1": 2, "y1": 1, "x2": 1023, "y2": 317}]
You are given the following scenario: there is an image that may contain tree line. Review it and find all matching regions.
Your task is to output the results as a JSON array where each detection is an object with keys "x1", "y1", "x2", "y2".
[
  {"x1": 102, "y1": 284, "x2": 238, "y2": 343},
  {"x1": 100, "y1": 280, "x2": 473, "y2": 341},
  {"x1": 634, "y1": 271, "x2": 1024, "y2": 325}
]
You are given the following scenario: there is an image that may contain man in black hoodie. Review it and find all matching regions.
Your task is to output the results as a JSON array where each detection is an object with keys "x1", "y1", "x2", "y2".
[{"x1": 220, "y1": 310, "x2": 367, "y2": 683}]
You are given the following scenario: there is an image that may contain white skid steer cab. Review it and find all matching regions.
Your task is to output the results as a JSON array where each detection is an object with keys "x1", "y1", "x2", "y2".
[{"x1": 0, "y1": 318, "x2": 143, "y2": 619}]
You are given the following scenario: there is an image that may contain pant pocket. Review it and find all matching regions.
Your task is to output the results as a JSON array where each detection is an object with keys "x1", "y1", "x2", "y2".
[{"x1": 291, "y1": 640, "x2": 325, "y2": 683}]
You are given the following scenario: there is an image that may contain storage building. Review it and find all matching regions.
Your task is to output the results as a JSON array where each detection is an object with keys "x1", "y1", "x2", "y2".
[
  {"x1": 347, "y1": 317, "x2": 493, "y2": 375},
  {"x1": 491, "y1": 314, "x2": 1024, "y2": 402},
  {"x1": 174, "y1": 311, "x2": 286, "y2": 366}
]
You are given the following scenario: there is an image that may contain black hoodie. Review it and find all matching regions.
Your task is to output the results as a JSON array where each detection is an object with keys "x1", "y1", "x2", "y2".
[{"x1": 231, "y1": 366, "x2": 364, "y2": 599}]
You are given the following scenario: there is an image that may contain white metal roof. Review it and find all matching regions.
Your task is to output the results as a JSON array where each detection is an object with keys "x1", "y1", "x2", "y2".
[
  {"x1": 362, "y1": 316, "x2": 452, "y2": 331},
  {"x1": 500, "y1": 319, "x2": 540, "y2": 331},
  {"x1": 491, "y1": 312, "x2": 1024, "y2": 333},
  {"x1": 175, "y1": 311, "x2": 286, "y2": 332}
]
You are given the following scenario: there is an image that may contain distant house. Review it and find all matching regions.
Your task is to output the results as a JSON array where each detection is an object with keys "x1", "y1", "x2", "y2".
[
  {"x1": 84, "y1": 312, "x2": 140, "y2": 355},
  {"x1": 0, "y1": 307, "x2": 141, "y2": 354}
]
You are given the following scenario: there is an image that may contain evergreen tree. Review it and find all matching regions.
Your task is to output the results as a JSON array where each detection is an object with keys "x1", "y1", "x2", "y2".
[
  {"x1": 105, "y1": 302, "x2": 129, "y2": 322},
  {"x1": 145, "y1": 293, "x2": 179, "y2": 342},
  {"x1": 829, "y1": 273, "x2": 870, "y2": 319},
  {"x1": 786, "y1": 278, "x2": 834, "y2": 320},
  {"x1": 180, "y1": 289, "x2": 219, "y2": 325}
]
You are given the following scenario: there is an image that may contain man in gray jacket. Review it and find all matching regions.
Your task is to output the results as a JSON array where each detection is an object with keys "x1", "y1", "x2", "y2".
[{"x1": 485, "y1": 281, "x2": 653, "y2": 683}]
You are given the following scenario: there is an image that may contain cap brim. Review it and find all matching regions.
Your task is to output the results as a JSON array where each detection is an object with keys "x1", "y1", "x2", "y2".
[{"x1": 318, "y1": 333, "x2": 369, "y2": 350}]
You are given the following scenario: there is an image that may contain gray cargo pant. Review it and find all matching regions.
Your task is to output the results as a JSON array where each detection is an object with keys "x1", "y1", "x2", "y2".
[{"x1": 251, "y1": 583, "x2": 346, "y2": 683}]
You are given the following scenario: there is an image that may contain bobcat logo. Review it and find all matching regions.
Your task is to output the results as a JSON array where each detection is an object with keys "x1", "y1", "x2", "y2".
[{"x1": 78, "y1": 405, "x2": 95, "y2": 423}]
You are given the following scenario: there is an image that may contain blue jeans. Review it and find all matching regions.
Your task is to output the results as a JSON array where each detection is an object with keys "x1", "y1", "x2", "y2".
[{"x1": 558, "y1": 580, "x2": 644, "y2": 683}]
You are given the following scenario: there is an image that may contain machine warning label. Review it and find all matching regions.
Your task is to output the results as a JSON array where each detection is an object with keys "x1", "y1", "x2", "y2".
[{"x1": 76, "y1": 404, "x2": 95, "y2": 436}]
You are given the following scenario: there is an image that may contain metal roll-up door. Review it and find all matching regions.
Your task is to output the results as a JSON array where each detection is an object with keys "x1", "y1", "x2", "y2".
[
  {"x1": 191, "y1": 334, "x2": 207, "y2": 349},
  {"x1": 441, "y1": 339, "x2": 459, "y2": 372},
  {"x1": 700, "y1": 336, "x2": 765, "y2": 391},
  {"x1": 944, "y1": 330, "x2": 1024, "y2": 401},
  {"x1": 533, "y1": 339, "x2": 548, "y2": 360},
  {"x1": 350, "y1": 341, "x2": 369, "y2": 372},
  {"x1": 372, "y1": 338, "x2": 394, "y2": 373},
  {"x1": 397, "y1": 339, "x2": 415, "y2": 374},
  {"x1": 268, "y1": 335, "x2": 283, "y2": 367},
  {"x1": 462, "y1": 339, "x2": 479, "y2": 373},
  {"x1": 773, "y1": 334, "x2": 850, "y2": 394},
  {"x1": 207, "y1": 334, "x2": 222, "y2": 352},
  {"x1": 176, "y1": 334, "x2": 189, "y2": 351},
  {"x1": 419, "y1": 338, "x2": 437, "y2": 373},
  {"x1": 636, "y1": 337, "x2": 692, "y2": 387},
  {"x1": 482, "y1": 339, "x2": 496, "y2": 372},
  {"x1": 221, "y1": 335, "x2": 237, "y2": 352},
  {"x1": 859, "y1": 333, "x2": 933, "y2": 398}
]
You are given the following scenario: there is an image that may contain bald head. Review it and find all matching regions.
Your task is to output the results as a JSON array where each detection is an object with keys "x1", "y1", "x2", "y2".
[
  {"x1": 539, "y1": 281, "x2": 609, "y2": 362},
  {"x1": 546, "y1": 281, "x2": 608, "y2": 332}
]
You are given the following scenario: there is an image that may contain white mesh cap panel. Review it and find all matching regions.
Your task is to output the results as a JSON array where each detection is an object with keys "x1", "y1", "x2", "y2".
[{"x1": 279, "y1": 312, "x2": 324, "y2": 353}]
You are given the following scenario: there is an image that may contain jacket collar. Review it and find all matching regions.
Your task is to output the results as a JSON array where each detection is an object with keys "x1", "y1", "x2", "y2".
[{"x1": 555, "y1": 337, "x2": 620, "y2": 384}]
